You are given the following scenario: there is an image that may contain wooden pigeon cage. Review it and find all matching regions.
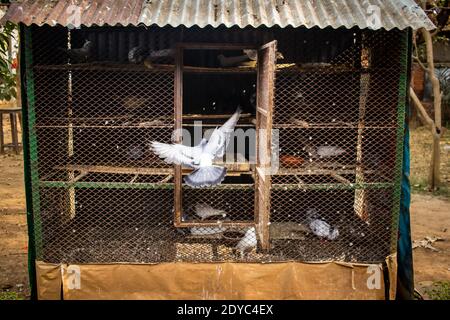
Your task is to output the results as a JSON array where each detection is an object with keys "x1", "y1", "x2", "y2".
[
  {"x1": 23, "y1": 25, "x2": 407, "y2": 264},
  {"x1": 4, "y1": 0, "x2": 434, "y2": 299}
]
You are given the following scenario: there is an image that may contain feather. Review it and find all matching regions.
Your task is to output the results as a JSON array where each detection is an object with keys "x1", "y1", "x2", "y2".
[
  {"x1": 184, "y1": 166, "x2": 227, "y2": 188},
  {"x1": 150, "y1": 139, "x2": 206, "y2": 168},
  {"x1": 151, "y1": 108, "x2": 241, "y2": 187}
]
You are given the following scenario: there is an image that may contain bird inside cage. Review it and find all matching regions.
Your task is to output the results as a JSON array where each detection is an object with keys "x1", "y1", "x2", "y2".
[
  {"x1": 235, "y1": 227, "x2": 257, "y2": 258},
  {"x1": 217, "y1": 49, "x2": 284, "y2": 68},
  {"x1": 304, "y1": 208, "x2": 339, "y2": 241},
  {"x1": 58, "y1": 39, "x2": 94, "y2": 63},
  {"x1": 151, "y1": 107, "x2": 242, "y2": 188}
]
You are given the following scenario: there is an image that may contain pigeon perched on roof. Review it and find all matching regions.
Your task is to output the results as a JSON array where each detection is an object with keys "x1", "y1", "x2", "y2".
[
  {"x1": 151, "y1": 107, "x2": 242, "y2": 188},
  {"x1": 58, "y1": 39, "x2": 93, "y2": 63},
  {"x1": 236, "y1": 227, "x2": 257, "y2": 258},
  {"x1": 195, "y1": 204, "x2": 227, "y2": 220},
  {"x1": 305, "y1": 209, "x2": 339, "y2": 240}
]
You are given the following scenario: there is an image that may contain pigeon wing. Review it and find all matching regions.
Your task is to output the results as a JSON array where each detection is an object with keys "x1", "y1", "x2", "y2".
[
  {"x1": 220, "y1": 107, "x2": 242, "y2": 132},
  {"x1": 219, "y1": 107, "x2": 242, "y2": 152},
  {"x1": 151, "y1": 142, "x2": 196, "y2": 167},
  {"x1": 204, "y1": 107, "x2": 242, "y2": 158},
  {"x1": 204, "y1": 128, "x2": 227, "y2": 158}
]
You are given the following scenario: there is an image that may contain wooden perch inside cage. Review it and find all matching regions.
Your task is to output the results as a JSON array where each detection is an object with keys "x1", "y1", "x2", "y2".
[{"x1": 354, "y1": 38, "x2": 371, "y2": 223}]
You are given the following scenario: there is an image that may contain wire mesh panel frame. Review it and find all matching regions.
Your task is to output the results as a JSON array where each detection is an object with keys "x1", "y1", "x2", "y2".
[
  {"x1": 173, "y1": 42, "x2": 260, "y2": 229},
  {"x1": 22, "y1": 25, "x2": 410, "y2": 265}
]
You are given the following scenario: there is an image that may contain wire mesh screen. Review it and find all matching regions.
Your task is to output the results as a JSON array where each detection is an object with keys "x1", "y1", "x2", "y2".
[{"x1": 25, "y1": 25, "x2": 407, "y2": 264}]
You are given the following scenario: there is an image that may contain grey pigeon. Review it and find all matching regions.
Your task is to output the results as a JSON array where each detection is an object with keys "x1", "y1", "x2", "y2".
[
  {"x1": 195, "y1": 203, "x2": 227, "y2": 220},
  {"x1": 305, "y1": 209, "x2": 339, "y2": 240},
  {"x1": 144, "y1": 48, "x2": 175, "y2": 65},
  {"x1": 306, "y1": 145, "x2": 346, "y2": 159},
  {"x1": 316, "y1": 146, "x2": 346, "y2": 158},
  {"x1": 151, "y1": 107, "x2": 242, "y2": 188},
  {"x1": 148, "y1": 48, "x2": 175, "y2": 60},
  {"x1": 59, "y1": 40, "x2": 93, "y2": 63},
  {"x1": 128, "y1": 46, "x2": 149, "y2": 64}
]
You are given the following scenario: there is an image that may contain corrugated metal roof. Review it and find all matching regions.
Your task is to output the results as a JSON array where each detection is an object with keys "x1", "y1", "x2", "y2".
[{"x1": 0, "y1": 0, "x2": 435, "y2": 30}]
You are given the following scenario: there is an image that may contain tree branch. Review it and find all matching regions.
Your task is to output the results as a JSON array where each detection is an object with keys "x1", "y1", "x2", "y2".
[
  {"x1": 409, "y1": 87, "x2": 437, "y2": 134},
  {"x1": 420, "y1": 27, "x2": 442, "y2": 133},
  {"x1": 412, "y1": 55, "x2": 430, "y2": 72}
]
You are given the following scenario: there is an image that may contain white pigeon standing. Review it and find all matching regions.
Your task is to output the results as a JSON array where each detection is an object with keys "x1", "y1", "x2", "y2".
[
  {"x1": 151, "y1": 107, "x2": 242, "y2": 188},
  {"x1": 236, "y1": 227, "x2": 257, "y2": 258},
  {"x1": 195, "y1": 203, "x2": 227, "y2": 220},
  {"x1": 305, "y1": 209, "x2": 339, "y2": 240}
]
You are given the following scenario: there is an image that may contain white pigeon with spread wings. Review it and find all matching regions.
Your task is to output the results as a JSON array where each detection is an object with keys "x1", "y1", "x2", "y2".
[{"x1": 151, "y1": 107, "x2": 242, "y2": 188}]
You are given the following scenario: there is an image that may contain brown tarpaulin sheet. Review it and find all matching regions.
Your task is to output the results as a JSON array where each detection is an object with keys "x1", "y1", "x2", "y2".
[{"x1": 36, "y1": 255, "x2": 397, "y2": 300}]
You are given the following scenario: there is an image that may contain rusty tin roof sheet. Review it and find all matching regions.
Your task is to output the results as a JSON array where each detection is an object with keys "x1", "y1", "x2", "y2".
[{"x1": 1, "y1": 0, "x2": 435, "y2": 30}]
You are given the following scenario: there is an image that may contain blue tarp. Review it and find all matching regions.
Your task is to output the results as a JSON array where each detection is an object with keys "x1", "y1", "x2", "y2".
[{"x1": 397, "y1": 118, "x2": 414, "y2": 299}]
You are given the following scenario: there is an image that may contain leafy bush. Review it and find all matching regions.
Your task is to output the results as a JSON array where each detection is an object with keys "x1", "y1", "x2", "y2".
[
  {"x1": 0, "y1": 21, "x2": 17, "y2": 101},
  {"x1": 0, "y1": 291, "x2": 24, "y2": 300}
]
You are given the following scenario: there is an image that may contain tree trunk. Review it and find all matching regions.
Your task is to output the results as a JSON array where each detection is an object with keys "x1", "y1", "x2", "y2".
[
  {"x1": 429, "y1": 133, "x2": 441, "y2": 190},
  {"x1": 420, "y1": 28, "x2": 442, "y2": 190}
]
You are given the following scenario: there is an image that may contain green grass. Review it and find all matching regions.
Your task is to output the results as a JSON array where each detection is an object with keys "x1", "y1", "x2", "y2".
[
  {"x1": 410, "y1": 126, "x2": 450, "y2": 196},
  {"x1": 411, "y1": 178, "x2": 450, "y2": 198},
  {"x1": 425, "y1": 281, "x2": 450, "y2": 300},
  {"x1": 0, "y1": 291, "x2": 24, "y2": 300}
]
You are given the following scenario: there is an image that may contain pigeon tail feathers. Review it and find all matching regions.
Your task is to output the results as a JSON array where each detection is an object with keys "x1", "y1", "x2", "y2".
[{"x1": 184, "y1": 166, "x2": 227, "y2": 188}]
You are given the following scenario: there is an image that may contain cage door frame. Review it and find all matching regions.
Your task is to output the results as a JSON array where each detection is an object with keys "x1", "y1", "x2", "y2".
[
  {"x1": 255, "y1": 40, "x2": 277, "y2": 250},
  {"x1": 173, "y1": 42, "x2": 258, "y2": 228}
]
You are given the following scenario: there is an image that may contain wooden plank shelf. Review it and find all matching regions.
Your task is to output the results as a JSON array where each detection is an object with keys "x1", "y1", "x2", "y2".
[
  {"x1": 33, "y1": 62, "x2": 386, "y2": 74},
  {"x1": 35, "y1": 113, "x2": 255, "y2": 128},
  {"x1": 273, "y1": 122, "x2": 397, "y2": 129},
  {"x1": 175, "y1": 221, "x2": 254, "y2": 228},
  {"x1": 41, "y1": 162, "x2": 254, "y2": 186}
]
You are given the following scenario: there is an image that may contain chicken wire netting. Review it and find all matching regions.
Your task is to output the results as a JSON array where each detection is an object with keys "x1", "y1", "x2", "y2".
[{"x1": 24, "y1": 25, "x2": 407, "y2": 264}]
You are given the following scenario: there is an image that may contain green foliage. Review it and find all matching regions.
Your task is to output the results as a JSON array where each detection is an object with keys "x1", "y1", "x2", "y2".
[
  {"x1": 425, "y1": 281, "x2": 450, "y2": 300},
  {"x1": 0, "y1": 291, "x2": 24, "y2": 300},
  {"x1": 0, "y1": 21, "x2": 17, "y2": 101}
]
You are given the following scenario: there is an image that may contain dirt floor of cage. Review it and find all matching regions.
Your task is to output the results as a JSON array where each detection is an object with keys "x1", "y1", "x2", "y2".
[{"x1": 39, "y1": 224, "x2": 389, "y2": 264}]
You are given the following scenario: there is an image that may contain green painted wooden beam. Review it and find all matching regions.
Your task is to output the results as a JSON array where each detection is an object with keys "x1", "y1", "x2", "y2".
[
  {"x1": 40, "y1": 181, "x2": 176, "y2": 190},
  {"x1": 390, "y1": 29, "x2": 410, "y2": 254},
  {"x1": 23, "y1": 26, "x2": 44, "y2": 264},
  {"x1": 20, "y1": 24, "x2": 37, "y2": 300},
  {"x1": 271, "y1": 182, "x2": 393, "y2": 191}
]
